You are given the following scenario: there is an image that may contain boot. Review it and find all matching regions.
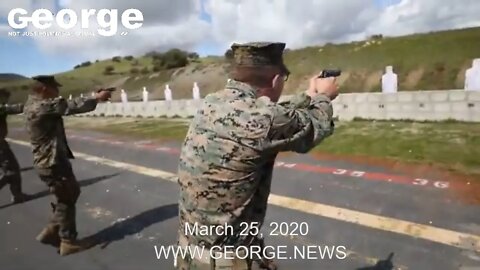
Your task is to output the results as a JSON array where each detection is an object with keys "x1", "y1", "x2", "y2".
[
  {"x1": 36, "y1": 225, "x2": 61, "y2": 247},
  {"x1": 59, "y1": 238, "x2": 95, "y2": 256},
  {"x1": 11, "y1": 193, "x2": 31, "y2": 204}
]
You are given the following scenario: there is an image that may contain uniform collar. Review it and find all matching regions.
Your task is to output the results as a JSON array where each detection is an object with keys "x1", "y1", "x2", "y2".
[{"x1": 225, "y1": 79, "x2": 258, "y2": 98}]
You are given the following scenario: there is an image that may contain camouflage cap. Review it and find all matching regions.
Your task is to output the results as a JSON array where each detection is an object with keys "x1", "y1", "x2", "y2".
[
  {"x1": 231, "y1": 42, "x2": 289, "y2": 73},
  {"x1": 32, "y1": 75, "x2": 62, "y2": 87}
]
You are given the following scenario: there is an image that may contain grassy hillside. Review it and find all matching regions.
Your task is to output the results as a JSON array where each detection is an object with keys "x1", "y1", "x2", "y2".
[
  {"x1": 0, "y1": 73, "x2": 27, "y2": 82},
  {"x1": 2, "y1": 27, "x2": 480, "y2": 103}
]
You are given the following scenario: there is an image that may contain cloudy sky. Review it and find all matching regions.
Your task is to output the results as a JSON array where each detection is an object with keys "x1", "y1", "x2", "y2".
[{"x1": 0, "y1": 0, "x2": 479, "y2": 76}]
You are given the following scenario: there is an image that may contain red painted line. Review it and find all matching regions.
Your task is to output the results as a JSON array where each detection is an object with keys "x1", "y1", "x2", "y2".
[
  {"x1": 67, "y1": 134, "x2": 455, "y2": 191},
  {"x1": 293, "y1": 163, "x2": 336, "y2": 174},
  {"x1": 364, "y1": 172, "x2": 413, "y2": 185},
  {"x1": 282, "y1": 162, "x2": 414, "y2": 185}
]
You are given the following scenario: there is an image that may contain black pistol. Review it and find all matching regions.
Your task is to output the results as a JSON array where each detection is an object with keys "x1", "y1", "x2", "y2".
[
  {"x1": 97, "y1": 87, "x2": 116, "y2": 93},
  {"x1": 318, "y1": 69, "x2": 342, "y2": 78}
]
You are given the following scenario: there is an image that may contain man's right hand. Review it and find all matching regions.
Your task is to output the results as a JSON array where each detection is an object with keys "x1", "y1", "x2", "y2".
[
  {"x1": 306, "y1": 73, "x2": 339, "y2": 100},
  {"x1": 94, "y1": 90, "x2": 112, "y2": 102}
]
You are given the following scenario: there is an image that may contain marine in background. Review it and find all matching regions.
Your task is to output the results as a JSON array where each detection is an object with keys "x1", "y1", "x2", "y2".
[
  {"x1": 23, "y1": 75, "x2": 111, "y2": 256},
  {"x1": 176, "y1": 42, "x2": 339, "y2": 270},
  {"x1": 0, "y1": 88, "x2": 30, "y2": 203}
]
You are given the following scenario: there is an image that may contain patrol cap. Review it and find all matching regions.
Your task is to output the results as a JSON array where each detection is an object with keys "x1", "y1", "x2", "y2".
[
  {"x1": 231, "y1": 42, "x2": 289, "y2": 74},
  {"x1": 32, "y1": 75, "x2": 62, "y2": 87}
]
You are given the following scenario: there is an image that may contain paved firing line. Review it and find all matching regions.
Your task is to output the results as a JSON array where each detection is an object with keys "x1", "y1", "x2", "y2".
[
  {"x1": 67, "y1": 133, "x2": 455, "y2": 191},
  {"x1": 8, "y1": 138, "x2": 479, "y2": 254}
]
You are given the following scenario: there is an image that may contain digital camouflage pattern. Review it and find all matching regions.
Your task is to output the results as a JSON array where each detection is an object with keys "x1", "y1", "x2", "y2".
[
  {"x1": 23, "y1": 94, "x2": 97, "y2": 239},
  {"x1": 231, "y1": 42, "x2": 286, "y2": 67},
  {"x1": 23, "y1": 95, "x2": 97, "y2": 172},
  {"x1": 176, "y1": 79, "x2": 334, "y2": 266},
  {"x1": 0, "y1": 103, "x2": 23, "y2": 139},
  {"x1": 0, "y1": 103, "x2": 24, "y2": 197}
]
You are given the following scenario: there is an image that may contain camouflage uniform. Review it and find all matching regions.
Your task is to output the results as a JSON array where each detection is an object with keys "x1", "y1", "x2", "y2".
[
  {"x1": 176, "y1": 42, "x2": 335, "y2": 269},
  {"x1": 23, "y1": 94, "x2": 97, "y2": 240},
  {"x1": 0, "y1": 102, "x2": 25, "y2": 199}
]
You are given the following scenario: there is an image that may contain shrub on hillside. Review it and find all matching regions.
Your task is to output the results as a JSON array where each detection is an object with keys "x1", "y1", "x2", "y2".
[
  {"x1": 112, "y1": 56, "x2": 122, "y2": 62},
  {"x1": 124, "y1": 56, "x2": 134, "y2": 61},
  {"x1": 188, "y1": 52, "x2": 199, "y2": 59},
  {"x1": 158, "y1": 49, "x2": 189, "y2": 69},
  {"x1": 74, "y1": 61, "x2": 92, "y2": 69},
  {"x1": 369, "y1": 34, "x2": 383, "y2": 40},
  {"x1": 146, "y1": 49, "x2": 190, "y2": 69},
  {"x1": 132, "y1": 59, "x2": 140, "y2": 66},
  {"x1": 140, "y1": 67, "x2": 149, "y2": 74},
  {"x1": 145, "y1": 51, "x2": 162, "y2": 58},
  {"x1": 434, "y1": 62, "x2": 446, "y2": 73},
  {"x1": 104, "y1": 65, "x2": 115, "y2": 75},
  {"x1": 152, "y1": 65, "x2": 162, "y2": 72},
  {"x1": 130, "y1": 68, "x2": 140, "y2": 74}
]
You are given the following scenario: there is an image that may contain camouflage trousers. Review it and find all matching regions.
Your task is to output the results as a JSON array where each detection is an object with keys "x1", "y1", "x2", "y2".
[
  {"x1": 0, "y1": 140, "x2": 22, "y2": 197},
  {"x1": 37, "y1": 160, "x2": 80, "y2": 240},
  {"x1": 175, "y1": 235, "x2": 253, "y2": 270}
]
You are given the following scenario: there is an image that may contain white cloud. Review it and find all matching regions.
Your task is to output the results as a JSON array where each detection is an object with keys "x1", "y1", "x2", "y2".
[
  {"x1": 0, "y1": 0, "x2": 31, "y2": 15},
  {"x1": 2, "y1": 0, "x2": 479, "y2": 61},
  {"x1": 205, "y1": 0, "x2": 480, "y2": 51},
  {"x1": 367, "y1": 0, "x2": 480, "y2": 36},
  {"x1": 3, "y1": 0, "x2": 209, "y2": 60},
  {"x1": 0, "y1": 24, "x2": 12, "y2": 36}
]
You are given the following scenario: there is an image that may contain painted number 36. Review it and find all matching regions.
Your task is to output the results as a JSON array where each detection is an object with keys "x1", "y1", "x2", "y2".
[{"x1": 413, "y1": 178, "x2": 449, "y2": 189}]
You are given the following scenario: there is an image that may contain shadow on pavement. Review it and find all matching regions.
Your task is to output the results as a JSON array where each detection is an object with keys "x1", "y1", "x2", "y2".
[
  {"x1": 357, "y1": 252, "x2": 394, "y2": 270},
  {"x1": 0, "y1": 173, "x2": 121, "y2": 210},
  {"x1": 85, "y1": 203, "x2": 178, "y2": 250}
]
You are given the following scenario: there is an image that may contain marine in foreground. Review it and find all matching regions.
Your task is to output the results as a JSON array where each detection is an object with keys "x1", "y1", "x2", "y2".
[{"x1": 176, "y1": 42, "x2": 339, "y2": 269}]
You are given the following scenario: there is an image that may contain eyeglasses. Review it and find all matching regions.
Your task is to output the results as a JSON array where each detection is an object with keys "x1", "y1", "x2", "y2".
[{"x1": 283, "y1": 72, "x2": 290, "y2": 82}]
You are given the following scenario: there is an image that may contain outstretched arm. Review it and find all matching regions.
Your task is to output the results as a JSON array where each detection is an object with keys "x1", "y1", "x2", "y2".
[
  {"x1": 266, "y1": 93, "x2": 334, "y2": 153},
  {"x1": 0, "y1": 103, "x2": 24, "y2": 115},
  {"x1": 35, "y1": 96, "x2": 98, "y2": 117},
  {"x1": 64, "y1": 97, "x2": 98, "y2": 115}
]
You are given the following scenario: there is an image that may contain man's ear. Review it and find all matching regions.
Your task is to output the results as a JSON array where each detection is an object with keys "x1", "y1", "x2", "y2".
[{"x1": 271, "y1": 74, "x2": 282, "y2": 89}]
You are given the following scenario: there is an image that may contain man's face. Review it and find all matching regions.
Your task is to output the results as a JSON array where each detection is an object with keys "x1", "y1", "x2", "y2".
[{"x1": 42, "y1": 84, "x2": 60, "y2": 98}]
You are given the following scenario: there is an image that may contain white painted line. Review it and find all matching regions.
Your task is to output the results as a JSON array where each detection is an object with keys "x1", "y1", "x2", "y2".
[{"x1": 8, "y1": 138, "x2": 480, "y2": 253}]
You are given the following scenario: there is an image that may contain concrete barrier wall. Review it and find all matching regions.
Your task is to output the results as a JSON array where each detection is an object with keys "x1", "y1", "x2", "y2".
[{"x1": 79, "y1": 90, "x2": 480, "y2": 122}]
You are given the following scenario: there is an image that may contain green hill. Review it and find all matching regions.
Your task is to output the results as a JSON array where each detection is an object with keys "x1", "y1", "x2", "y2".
[
  {"x1": 0, "y1": 73, "x2": 28, "y2": 82},
  {"x1": 2, "y1": 27, "x2": 480, "y2": 103}
]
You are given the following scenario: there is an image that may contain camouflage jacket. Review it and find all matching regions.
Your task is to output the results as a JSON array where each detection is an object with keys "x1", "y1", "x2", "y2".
[
  {"x1": 0, "y1": 103, "x2": 23, "y2": 140},
  {"x1": 23, "y1": 95, "x2": 97, "y2": 171},
  {"x1": 177, "y1": 80, "x2": 334, "y2": 248}
]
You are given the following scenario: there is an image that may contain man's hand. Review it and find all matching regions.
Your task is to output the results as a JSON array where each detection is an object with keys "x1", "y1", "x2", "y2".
[
  {"x1": 94, "y1": 90, "x2": 112, "y2": 102},
  {"x1": 306, "y1": 73, "x2": 339, "y2": 100}
]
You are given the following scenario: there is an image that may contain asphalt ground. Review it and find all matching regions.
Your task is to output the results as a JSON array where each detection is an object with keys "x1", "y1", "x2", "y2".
[{"x1": 0, "y1": 128, "x2": 479, "y2": 270}]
